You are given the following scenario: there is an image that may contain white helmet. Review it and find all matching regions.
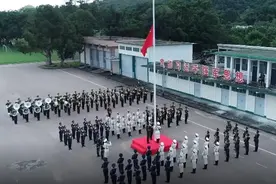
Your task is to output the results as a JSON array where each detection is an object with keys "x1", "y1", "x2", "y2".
[
  {"x1": 157, "y1": 122, "x2": 160, "y2": 126},
  {"x1": 193, "y1": 149, "x2": 197, "y2": 153},
  {"x1": 104, "y1": 138, "x2": 107, "y2": 143},
  {"x1": 193, "y1": 140, "x2": 197, "y2": 144},
  {"x1": 204, "y1": 146, "x2": 208, "y2": 149},
  {"x1": 184, "y1": 136, "x2": 188, "y2": 140},
  {"x1": 173, "y1": 139, "x2": 177, "y2": 143},
  {"x1": 205, "y1": 137, "x2": 209, "y2": 141},
  {"x1": 195, "y1": 133, "x2": 199, "y2": 137},
  {"x1": 216, "y1": 142, "x2": 219, "y2": 146},
  {"x1": 182, "y1": 144, "x2": 186, "y2": 148},
  {"x1": 160, "y1": 142, "x2": 164, "y2": 146}
]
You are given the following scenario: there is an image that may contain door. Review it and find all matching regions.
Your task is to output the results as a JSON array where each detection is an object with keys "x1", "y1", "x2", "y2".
[
  {"x1": 271, "y1": 64, "x2": 276, "y2": 85},
  {"x1": 194, "y1": 83, "x2": 201, "y2": 97},
  {"x1": 255, "y1": 97, "x2": 265, "y2": 116},
  {"x1": 105, "y1": 51, "x2": 111, "y2": 70},
  {"x1": 121, "y1": 55, "x2": 133, "y2": 78},
  {"x1": 90, "y1": 48, "x2": 93, "y2": 66},
  {"x1": 221, "y1": 89, "x2": 229, "y2": 105},
  {"x1": 237, "y1": 92, "x2": 246, "y2": 110},
  {"x1": 103, "y1": 51, "x2": 106, "y2": 69},
  {"x1": 98, "y1": 50, "x2": 104, "y2": 68},
  {"x1": 252, "y1": 61, "x2": 258, "y2": 82},
  {"x1": 92, "y1": 49, "x2": 97, "y2": 67},
  {"x1": 135, "y1": 57, "x2": 148, "y2": 82}
]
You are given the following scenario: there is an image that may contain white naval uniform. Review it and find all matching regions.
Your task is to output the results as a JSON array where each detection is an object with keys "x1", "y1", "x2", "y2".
[
  {"x1": 137, "y1": 118, "x2": 142, "y2": 130},
  {"x1": 154, "y1": 125, "x2": 161, "y2": 141},
  {"x1": 116, "y1": 123, "x2": 121, "y2": 135},
  {"x1": 142, "y1": 113, "x2": 146, "y2": 126},
  {"x1": 204, "y1": 140, "x2": 209, "y2": 148},
  {"x1": 178, "y1": 153, "x2": 185, "y2": 173},
  {"x1": 136, "y1": 111, "x2": 140, "y2": 119},
  {"x1": 183, "y1": 139, "x2": 188, "y2": 145},
  {"x1": 132, "y1": 115, "x2": 136, "y2": 129},
  {"x1": 103, "y1": 141, "x2": 112, "y2": 158},
  {"x1": 171, "y1": 142, "x2": 177, "y2": 159},
  {"x1": 127, "y1": 113, "x2": 131, "y2": 120},
  {"x1": 191, "y1": 152, "x2": 197, "y2": 169},
  {"x1": 121, "y1": 118, "x2": 126, "y2": 130},
  {"x1": 159, "y1": 144, "x2": 165, "y2": 162},
  {"x1": 202, "y1": 148, "x2": 208, "y2": 165},
  {"x1": 110, "y1": 119, "x2": 115, "y2": 132},
  {"x1": 214, "y1": 145, "x2": 219, "y2": 161},
  {"x1": 168, "y1": 148, "x2": 174, "y2": 167},
  {"x1": 127, "y1": 121, "x2": 132, "y2": 132},
  {"x1": 194, "y1": 136, "x2": 199, "y2": 143},
  {"x1": 181, "y1": 144, "x2": 188, "y2": 160},
  {"x1": 105, "y1": 117, "x2": 110, "y2": 125},
  {"x1": 116, "y1": 115, "x2": 121, "y2": 122}
]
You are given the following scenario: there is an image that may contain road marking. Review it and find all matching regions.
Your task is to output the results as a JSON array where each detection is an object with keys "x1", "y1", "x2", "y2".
[
  {"x1": 60, "y1": 70, "x2": 107, "y2": 89},
  {"x1": 256, "y1": 162, "x2": 268, "y2": 169},
  {"x1": 188, "y1": 119, "x2": 276, "y2": 157}
]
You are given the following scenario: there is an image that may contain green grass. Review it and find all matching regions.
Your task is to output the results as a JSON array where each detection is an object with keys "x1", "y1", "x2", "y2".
[{"x1": 0, "y1": 50, "x2": 59, "y2": 65}]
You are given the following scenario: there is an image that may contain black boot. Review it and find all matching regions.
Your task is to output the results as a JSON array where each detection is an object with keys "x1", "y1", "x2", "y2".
[
  {"x1": 203, "y1": 164, "x2": 207, "y2": 170},
  {"x1": 178, "y1": 173, "x2": 183, "y2": 178},
  {"x1": 214, "y1": 161, "x2": 218, "y2": 165},
  {"x1": 191, "y1": 169, "x2": 196, "y2": 174}
]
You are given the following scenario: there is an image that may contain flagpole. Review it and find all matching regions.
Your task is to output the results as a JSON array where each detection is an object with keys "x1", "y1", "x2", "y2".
[{"x1": 152, "y1": 0, "x2": 157, "y2": 127}]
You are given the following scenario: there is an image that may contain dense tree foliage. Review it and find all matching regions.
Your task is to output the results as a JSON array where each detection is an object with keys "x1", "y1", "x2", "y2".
[{"x1": 1, "y1": 0, "x2": 276, "y2": 64}]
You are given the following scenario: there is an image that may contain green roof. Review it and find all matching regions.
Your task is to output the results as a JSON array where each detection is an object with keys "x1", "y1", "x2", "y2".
[
  {"x1": 215, "y1": 50, "x2": 276, "y2": 62},
  {"x1": 116, "y1": 40, "x2": 192, "y2": 46}
]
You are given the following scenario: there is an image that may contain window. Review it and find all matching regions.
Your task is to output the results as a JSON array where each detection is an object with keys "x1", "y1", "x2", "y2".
[
  {"x1": 179, "y1": 75, "x2": 189, "y2": 80},
  {"x1": 249, "y1": 91, "x2": 265, "y2": 98},
  {"x1": 110, "y1": 48, "x2": 115, "y2": 56},
  {"x1": 168, "y1": 73, "x2": 177, "y2": 78},
  {"x1": 218, "y1": 56, "x2": 225, "y2": 64},
  {"x1": 242, "y1": 59, "x2": 248, "y2": 71},
  {"x1": 202, "y1": 80, "x2": 214, "y2": 86},
  {"x1": 216, "y1": 84, "x2": 229, "y2": 89},
  {"x1": 96, "y1": 50, "x2": 99, "y2": 61},
  {"x1": 259, "y1": 61, "x2": 267, "y2": 74},
  {"x1": 119, "y1": 46, "x2": 125, "y2": 50},
  {"x1": 190, "y1": 77, "x2": 201, "y2": 83},
  {"x1": 232, "y1": 87, "x2": 246, "y2": 93},
  {"x1": 226, "y1": 57, "x2": 231, "y2": 68},
  {"x1": 133, "y1": 47, "x2": 140, "y2": 52},
  {"x1": 126, "y1": 47, "x2": 132, "y2": 51}
]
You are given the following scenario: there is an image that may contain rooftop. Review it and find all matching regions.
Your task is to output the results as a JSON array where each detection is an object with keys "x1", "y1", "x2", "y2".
[
  {"x1": 217, "y1": 44, "x2": 276, "y2": 52},
  {"x1": 116, "y1": 39, "x2": 193, "y2": 46},
  {"x1": 215, "y1": 50, "x2": 276, "y2": 62},
  {"x1": 84, "y1": 37, "x2": 118, "y2": 47}
]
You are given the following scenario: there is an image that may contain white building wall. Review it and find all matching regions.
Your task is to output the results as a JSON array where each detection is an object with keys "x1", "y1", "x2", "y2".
[
  {"x1": 201, "y1": 84, "x2": 216, "y2": 102},
  {"x1": 178, "y1": 79, "x2": 190, "y2": 94},
  {"x1": 246, "y1": 94, "x2": 255, "y2": 113},
  {"x1": 214, "y1": 87, "x2": 221, "y2": 103},
  {"x1": 80, "y1": 51, "x2": 85, "y2": 63},
  {"x1": 189, "y1": 81, "x2": 194, "y2": 95},
  {"x1": 118, "y1": 44, "x2": 193, "y2": 63},
  {"x1": 265, "y1": 95, "x2": 276, "y2": 120},
  {"x1": 85, "y1": 46, "x2": 90, "y2": 64},
  {"x1": 229, "y1": 89, "x2": 237, "y2": 107},
  {"x1": 166, "y1": 76, "x2": 178, "y2": 91}
]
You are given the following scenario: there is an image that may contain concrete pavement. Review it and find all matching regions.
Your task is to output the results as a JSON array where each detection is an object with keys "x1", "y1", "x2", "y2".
[{"x1": 0, "y1": 63, "x2": 275, "y2": 184}]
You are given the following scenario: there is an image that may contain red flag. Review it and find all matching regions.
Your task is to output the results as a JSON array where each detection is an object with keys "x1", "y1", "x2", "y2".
[{"x1": 141, "y1": 25, "x2": 153, "y2": 56}]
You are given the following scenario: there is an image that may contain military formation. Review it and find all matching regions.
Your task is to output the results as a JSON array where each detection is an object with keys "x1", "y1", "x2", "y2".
[
  {"x1": 5, "y1": 87, "x2": 154, "y2": 124},
  {"x1": 100, "y1": 121, "x2": 260, "y2": 184}
]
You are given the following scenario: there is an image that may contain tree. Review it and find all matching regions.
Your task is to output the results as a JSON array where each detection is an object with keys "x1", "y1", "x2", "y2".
[{"x1": 23, "y1": 5, "x2": 65, "y2": 65}]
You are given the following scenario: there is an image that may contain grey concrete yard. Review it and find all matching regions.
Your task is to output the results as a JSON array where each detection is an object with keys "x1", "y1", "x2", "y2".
[{"x1": 0, "y1": 63, "x2": 276, "y2": 184}]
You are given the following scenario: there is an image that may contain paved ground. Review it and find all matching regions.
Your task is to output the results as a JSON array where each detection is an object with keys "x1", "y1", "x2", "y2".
[{"x1": 0, "y1": 63, "x2": 276, "y2": 184}]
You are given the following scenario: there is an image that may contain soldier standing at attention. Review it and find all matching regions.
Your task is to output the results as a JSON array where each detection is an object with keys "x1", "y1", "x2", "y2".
[
  {"x1": 134, "y1": 166, "x2": 141, "y2": 184},
  {"x1": 244, "y1": 133, "x2": 250, "y2": 155},
  {"x1": 146, "y1": 146, "x2": 152, "y2": 170},
  {"x1": 110, "y1": 163, "x2": 117, "y2": 184},
  {"x1": 125, "y1": 159, "x2": 133, "y2": 184},
  {"x1": 67, "y1": 130, "x2": 72, "y2": 150},
  {"x1": 58, "y1": 122, "x2": 63, "y2": 142},
  {"x1": 81, "y1": 128, "x2": 86, "y2": 147},
  {"x1": 165, "y1": 156, "x2": 171, "y2": 183},
  {"x1": 140, "y1": 155, "x2": 147, "y2": 181},
  {"x1": 150, "y1": 161, "x2": 157, "y2": 184},
  {"x1": 64, "y1": 129, "x2": 68, "y2": 146},
  {"x1": 254, "y1": 130, "x2": 260, "y2": 152},
  {"x1": 117, "y1": 153, "x2": 124, "y2": 174},
  {"x1": 96, "y1": 138, "x2": 101, "y2": 157},
  {"x1": 76, "y1": 126, "x2": 81, "y2": 143},
  {"x1": 235, "y1": 136, "x2": 240, "y2": 158},
  {"x1": 184, "y1": 107, "x2": 189, "y2": 124},
  {"x1": 102, "y1": 158, "x2": 109, "y2": 183},
  {"x1": 71, "y1": 121, "x2": 76, "y2": 139}
]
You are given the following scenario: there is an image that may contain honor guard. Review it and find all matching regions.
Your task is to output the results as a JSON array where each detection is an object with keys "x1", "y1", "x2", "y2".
[
  {"x1": 125, "y1": 159, "x2": 133, "y2": 184},
  {"x1": 226, "y1": 121, "x2": 232, "y2": 131},
  {"x1": 117, "y1": 153, "x2": 124, "y2": 174},
  {"x1": 58, "y1": 122, "x2": 63, "y2": 142},
  {"x1": 150, "y1": 161, "x2": 157, "y2": 184},
  {"x1": 107, "y1": 105, "x2": 112, "y2": 117},
  {"x1": 243, "y1": 127, "x2": 249, "y2": 139},
  {"x1": 127, "y1": 118, "x2": 132, "y2": 137},
  {"x1": 176, "y1": 108, "x2": 181, "y2": 126},
  {"x1": 96, "y1": 98, "x2": 99, "y2": 111},
  {"x1": 132, "y1": 150, "x2": 139, "y2": 168},
  {"x1": 178, "y1": 151, "x2": 185, "y2": 178},
  {"x1": 76, "y1": 126, "x2": 81, "y2": 143},
  {"x1": 254, "y1": 130, "x2": 260, "y2": 152},
  {"x1": 103, "y1": 138, "x2": 112, "y2": 159},
  {"x1": 146, "y1": 124, "x2": 151, "y2": 143},
  {"x1": 88, "y1": 122, "x2": 93, "y2": 140},
  {"x1": 102, "y1": 158, "x2": 109, "y2": 183},
  {"x1": 116, "y1": 121, "x2": 121, "y2": 139},
  {"x1": 140, "y1": 155, "x2": 147, "y2": 181},
  {"x1": 155, "y1": 152, "x2": 161, "y2": 176},
  {"x1": 202, "y1": 146, "x2": 208, "y2": 169},
  {"x1": 224, "y1": 139, "x2": 230, "y2": 162},
  {"x1": 100, "y1": 121, "x2": 105, "y2": 137},
  {"x1": 159, "y1": 142, "x2": 165, "y2": 166},
  {"x1": 235, "y1": 136, "x2": 240, "y2": 158},
  {"x1": 154, "y1": 122, "x2": 161, "y2": 143},
  {"x1": 168, "y1": 147, "x2": 174, "y2": 171},
  {"x1": 121, "y1": 116, "x2": 126, "y2": 133},
  {"x1": 132, "y1": 113, "x2": 137, "y2": 131},
  {"x1": 83, "y1": 119, "x2": 88, "y2": 135},
  {"x1": 93, "y1": 124, "x2": 99, "y2": 144},
  {"x1": 146, "y1": 146, "x2": 152, "y2": 170},
  {"x1": 110, "y1": 163, "x2": 117, "y2": 184},
  {"x1": 184, "y1": 107, "x2": 189, "y2": 124},
  {"x1": 96, "y1": 138, "x2": 101, "y2": 157},
  {"x1": 105, "y1": 124, "x2": 110, "y2": 141},
  {"x1": 64, "y1": 128, "x2": 68, "y2": 146},
  {"x1": 233, "y1": 123, "x2": 238, "y2": 134},
  {"x1": 111, "y1": 117, "x2": 116, "y2": 136},
  {"x1": 71, "y1": 121, "x2": 76, "y2": 139},
  {"x1": 164, "y1": 156, "x2": 171, "y2": 183},
  {"x1": 137, "y1": 116, "x2": 142, "y2": 134},
  {"x1": 244, "y1": 133, "x2": 250, "y2": 155},
  {"x1": 86, "y1": 96, "x2": 90, "y2": 112},
  {"x1": 180, "y1": 144, "x2": 188, "y2": 168},
  {"x1": 205, "y1": 130, "x2": 210, "y2": 140},
  {"x1": 81, "y1": 128, "x2": 86, "y2": 147},
  {"x1": 77, "y1": 99, "x2": 81, "y2": 114},
  {"x1": 134, "y1": 166, "x2": 141, "y2": 184},
  {"x1": 67, "y1": 131, "x2": 72, "y2": 150},
  {"x1": 214, "y1": 128, "x2": 220, "y2": 143},
  {"x1": 101, "y1": 140, "x2": 105, "y2": 159},
  {"x1": 214, "y1": 142, "x2": 220, "y2": 165},
  {"x1": 120, "y1": 94, "x2": 124, "y2": 107},
  {"x1": 191, "y1": 149, "x2": 197, "y2": 174},
  {"x1": 171, "y1": 140, "x2": 177, "y2": 162}
]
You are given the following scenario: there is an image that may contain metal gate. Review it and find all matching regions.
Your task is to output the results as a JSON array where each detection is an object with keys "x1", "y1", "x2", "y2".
[
  {"x1": 221, "y1": 89, "x2": 229, "y2": 105},
  {"x1": 135, "y1": 57, "x2": 148, "y2": 82},
  {"x1": 194, "y1": 83, "x2": 201, "y2": 97},
  {"x1": 121, "y1": 55, "x2": 133, "y2": 78},
  {"x1": 255, "y1": 97, "x2": 265, "y2": 116},
  {"x1": 237, "y1": 92, "x2": 246, "y2": 110}
]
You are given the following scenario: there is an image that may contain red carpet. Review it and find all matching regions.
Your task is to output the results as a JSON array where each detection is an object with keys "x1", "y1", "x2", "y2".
[{"x1": 130, "y1": 134, "x2": 178, "y2": 155}]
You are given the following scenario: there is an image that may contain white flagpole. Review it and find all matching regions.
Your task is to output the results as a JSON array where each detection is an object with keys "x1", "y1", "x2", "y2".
[{"x1": 152, "y1": 0, "x2": 157, "y2": 127}]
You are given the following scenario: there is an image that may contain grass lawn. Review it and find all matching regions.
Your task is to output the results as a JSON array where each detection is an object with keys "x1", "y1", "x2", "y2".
[{"x1": 0, "y1": 50, "x2": 59, "y2": 65}]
